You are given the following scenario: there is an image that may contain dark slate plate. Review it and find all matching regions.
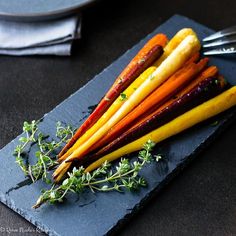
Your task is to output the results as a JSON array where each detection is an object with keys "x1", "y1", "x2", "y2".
[{"x1": 0, "y1": 15, "x2": 236, "y2": 236}]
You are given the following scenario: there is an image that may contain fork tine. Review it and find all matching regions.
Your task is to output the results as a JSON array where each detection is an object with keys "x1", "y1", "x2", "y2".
[
  {"x1": 203, "y1": 35, "x2": 236, "y2": 48},
  {"x1": 203, "y1": 43, "x2": 236, "y2": 55},
  {"x1": 203, "y1": 25, "x2": 236, "y2": 42}
]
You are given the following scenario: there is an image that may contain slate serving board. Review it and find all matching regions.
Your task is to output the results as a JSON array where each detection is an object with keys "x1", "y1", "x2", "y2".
[{"x1": 0, "y1": 15, "x2": 236, "y2": 236}]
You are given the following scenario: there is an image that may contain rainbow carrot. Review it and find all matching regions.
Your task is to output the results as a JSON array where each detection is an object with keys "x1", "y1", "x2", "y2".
[
  {"x1": 86, "y1": 86, "x2": 236, "y2": 172},
  {"x1": 82, "y1": 75, "x2": 226, "y2": 165},
  {"x1": 64, "y1": 34, "x2": 201, "y2": 163},
  {"x1": 58, "y1": 53, "x2": 200, "y2": 162},
  {"x1": 54, "y1": 32, "x2": 200, "y2": 182},
  {"x1": 59, "y1": 28, "x2": 197, "y2": 158},
  {"x1": 58, "y1": 67, "x2": 156, "y2": 162},
  {"x1": 58, "y1": 34, "x2": 167, "y2": 157},
  {"x1": 154, "y1": 28, "x2": 197, "y2": 67},
  {"x1": 88, "y1": 58, "x2": 208, "y2": 152}
]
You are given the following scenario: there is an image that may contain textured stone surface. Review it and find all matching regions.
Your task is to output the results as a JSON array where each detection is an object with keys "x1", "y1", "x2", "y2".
[{"x1": 0, "y1": 15, "x2": 235, "y2": 236}]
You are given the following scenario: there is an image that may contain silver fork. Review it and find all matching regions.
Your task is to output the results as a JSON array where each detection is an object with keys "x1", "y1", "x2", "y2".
[{"x1": 203, "y1": 25, "x2": 236, "y2": 56}]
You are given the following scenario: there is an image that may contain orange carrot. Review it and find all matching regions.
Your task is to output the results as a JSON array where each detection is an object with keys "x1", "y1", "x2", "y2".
[
  {"x1": 88, "y1": 58, "x2": 209, "y2": 153},
  {"x1": 185, "y1": 52, "x2": 200, "y2": 65},
  {"x1": 58, "y1": 34, "x2": 167, "y2": 157},
  {"x1": 176, "y1": 65, "x2": 218, "y2": 95}
]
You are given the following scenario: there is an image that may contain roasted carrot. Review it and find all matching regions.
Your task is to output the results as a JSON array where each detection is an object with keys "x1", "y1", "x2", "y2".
[
  {"x1": 64, "y1": 34, "x2": 200, "y2": 162},
  {"x1": 60, "y1": 29, "x2": 197, "y2": 158},
  {"x1": 154, "y1": 28, "x2": 197, "y2": 67},
  {"x1": 53, "y1": 33, "x2": 200, "y2": 181},
  {"x1": 59, "y1": 53, "x2": 201, "y2": 163},
  {"x1": 83, "y1": 75, "x2": 226, "y2": 165},
  {"x1": 81, "y1": 66, "x2": 219, "y2": 166},
  {"x1": 58, "y1": 67, "x2": 157, "y2": 162},
  {"x1": 175, "y1": 65, "x2": 218, "y2": 96},
  {"x1": 184, "y1": 52, "x2": 200, "y2": 64},
  {"x1": 58, "y1": 34, "x2": 167, "y2": 157},
  {"x1": 85, "y1": 86, "x2": 236, "y2": 172},
  {"x1": 87, "y1": 58, "x2": 209, "y2": 153}
]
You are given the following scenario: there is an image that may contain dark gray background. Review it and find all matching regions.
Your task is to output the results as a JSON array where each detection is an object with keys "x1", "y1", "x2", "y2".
[{"x1": 0, "y1": 0, "x2": 235, "y2": 235}]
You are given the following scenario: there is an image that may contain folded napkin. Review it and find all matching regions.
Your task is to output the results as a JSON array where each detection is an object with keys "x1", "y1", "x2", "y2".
[{"x1": 0, "y1": 15, "x2": 81, "y2": 56}]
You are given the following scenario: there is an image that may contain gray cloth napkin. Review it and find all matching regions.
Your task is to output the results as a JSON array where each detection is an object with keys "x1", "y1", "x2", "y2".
[{"x1": 0, "y1": 15, "x2": 81, "y2": 56}]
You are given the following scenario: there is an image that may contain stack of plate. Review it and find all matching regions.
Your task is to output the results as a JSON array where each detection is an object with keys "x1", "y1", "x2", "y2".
[{"x1": 0, "y1": 0, "x2": 98, "y2": 21}]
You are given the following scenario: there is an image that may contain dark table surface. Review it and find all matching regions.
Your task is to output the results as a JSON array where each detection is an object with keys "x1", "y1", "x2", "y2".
[{"x1": 0, "y1": 0, "x2": 235, "y2": 235}]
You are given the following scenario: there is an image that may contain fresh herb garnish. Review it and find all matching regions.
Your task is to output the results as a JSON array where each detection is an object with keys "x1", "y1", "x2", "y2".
[
  {"x1": 104, "y1": 97, "x2": 111, "y2": 101},
  {"x1": 149, "y1": 73, "x2": 155, "y2": 80},
  {"x1": 14, "y1": 122, "x2": 162, "y2": 209},
  {"x1": 154, "y1": 154, "x2": 162, "y2": 162},
  {"x1": 33, "y1": 140, "x2": 159, "y2": 209},
  {"x1": 211, "y1": 120, "x2": 219, "y2": 126},
  {"x1": 14, "y1": 121, "x2": 74, "y2": 183},
  {"x1": 14, "y1": 120, "x2": 39, "y2": 176},
  {"x1": 138, "y1": 58, "x2": 146, "y2": 64},
  {"x1": 120, "y1": 93, "x2": 127, "y2": 101},
  {"x1": 204, "y1": 87, "x2": 208, "y2": 92},
  {"x1": 118, "y1": 77, "x2": 123, "y2": 84}
]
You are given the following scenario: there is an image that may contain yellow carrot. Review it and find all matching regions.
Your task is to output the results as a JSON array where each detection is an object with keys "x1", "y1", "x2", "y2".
[
  {"x1": 154, "y1": 28, "x2": 197, "y2": 67},
  {"x1": 54, "y1": 163, "x2": 71, "y2": 183},
  {"x1": 59, "y1": 67, "x2": 157, "y2": 162},
  {"x1": 85, "y1": 86, "x2": 236, "y2": 172}
]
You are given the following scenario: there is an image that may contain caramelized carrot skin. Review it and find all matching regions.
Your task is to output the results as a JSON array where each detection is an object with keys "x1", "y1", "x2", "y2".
[
  {"x1": 90, "y1": 58, "x2": 208, "y2": 153},
  {"x1": 82, "y1": 76, "x2": 226, "y2": 167},
  {"x1": 59, "y1": 39, "x2": 165, "y2": 157}
]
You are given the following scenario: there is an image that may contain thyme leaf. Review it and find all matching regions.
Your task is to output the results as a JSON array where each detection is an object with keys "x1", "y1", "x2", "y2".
[{"x1": 119, "y1": 93, "x2": 127, "y2": 101}]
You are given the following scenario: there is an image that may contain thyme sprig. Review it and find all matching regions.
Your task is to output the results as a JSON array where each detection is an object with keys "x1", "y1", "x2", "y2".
[
  {"x1": 14, "y1": 121, "x2": 74, "y2": 183},
  {"x1": 14, "y1": 120, "x2": 39, "y2": 175},
  {"x1": 33, "y1": 140, "x2": 158, "y2": 209},
  {"x1": 14, "y1": 121, "x2": 162, "y2": 209}
]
